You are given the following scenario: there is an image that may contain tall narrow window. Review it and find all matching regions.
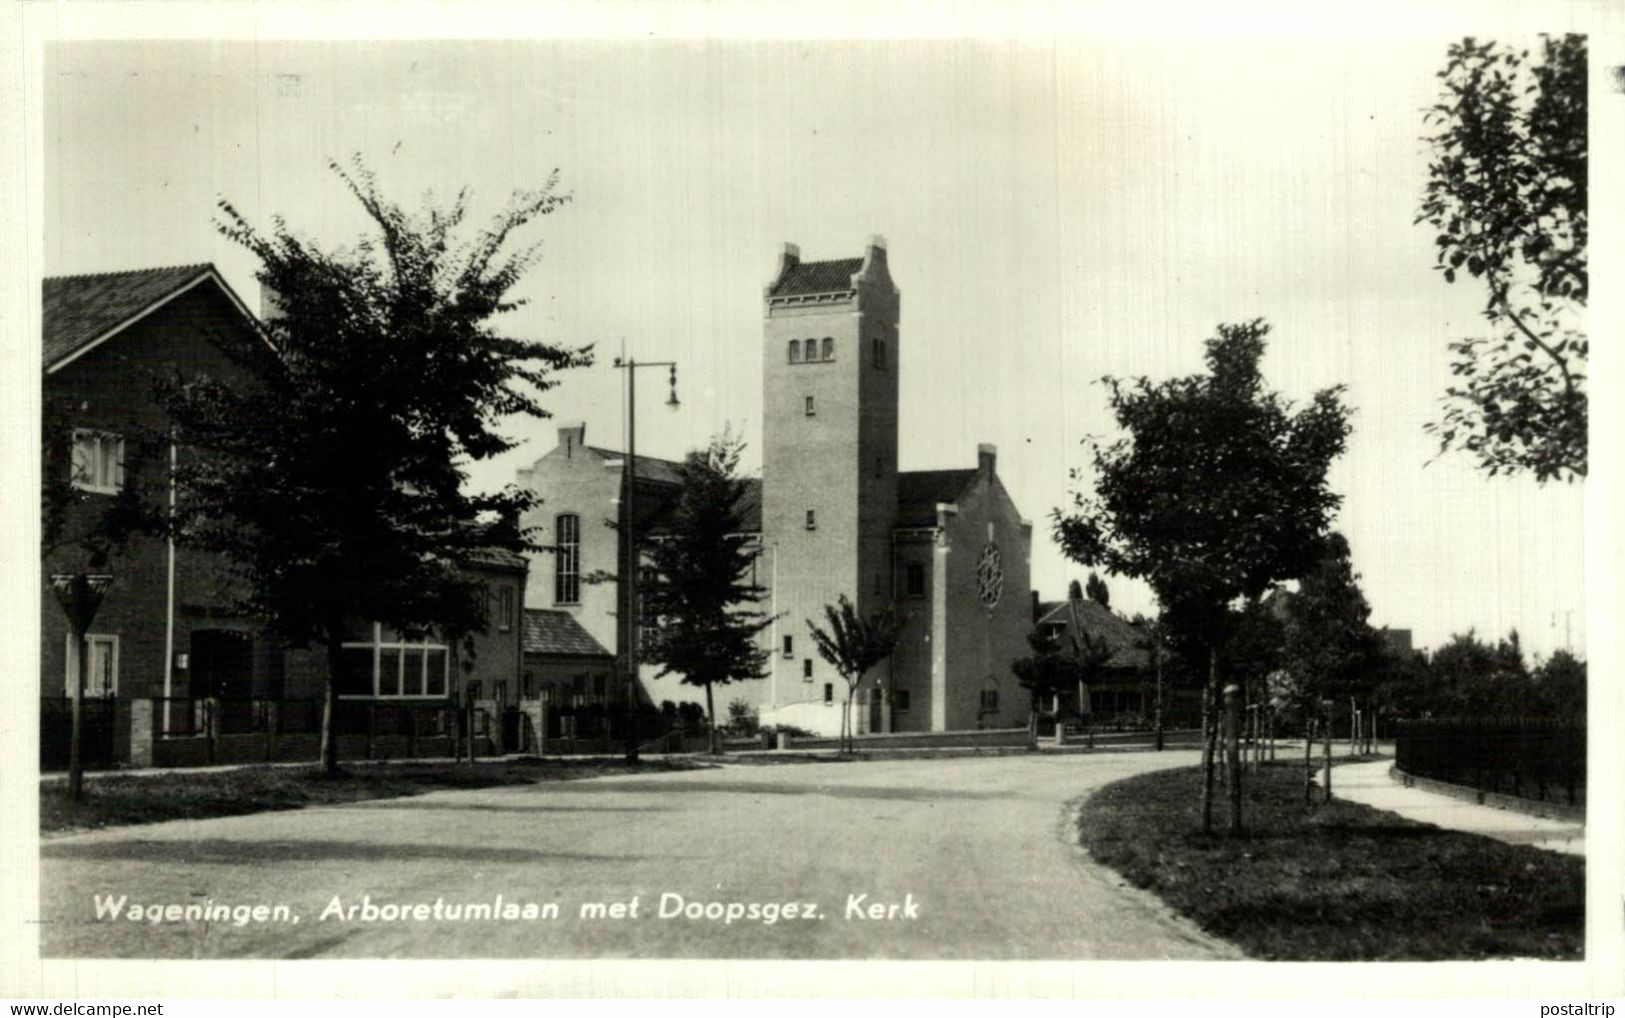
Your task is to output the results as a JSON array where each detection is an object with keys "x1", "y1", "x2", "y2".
[
  {"x1": 872, "y1": 337, "x2": 886, "y2": 369},
  {"x1": 555, "y1": 513, "x2": 581, "y2": 604},
  {"x1": 823, "y1": 682, "x2": 833, "y2": 703},
  {"x1": 805, "y1": 395, "x2": 816, "y2": 416},
  {"x1": 71, "y1": 430, "x2": 124, "y2": 494},
  {"x1": 803, "y1": 658, "x2": 814, "y2": 680},
  {"x1": 788, "y1": 339, "x2": 802, "y2": 363},
  {"x1": 496, "y1": 586, "x2": 514, "y2": 631},
  {"x1": 874, "y1": 455, "x2": 882, "y2": 479},
  {"x1": 783, "y1": 635, "x2": 794, "y2": 658},
  {"x1": 805, "y1": 509, "x2": 816, "y2": 530},
  {"x1": 821, "y1": 337, "x2": 834, "y2": 360}
]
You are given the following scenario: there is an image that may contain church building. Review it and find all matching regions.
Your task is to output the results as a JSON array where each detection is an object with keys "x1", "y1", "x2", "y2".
[{"x1": 517, "y1": 238, "x2": 1032, "y2": 736}]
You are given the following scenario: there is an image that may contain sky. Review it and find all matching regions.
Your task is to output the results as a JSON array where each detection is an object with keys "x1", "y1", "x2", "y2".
[{"x1": 37, "y1": 25, "x2": 1599, "y2": 659}]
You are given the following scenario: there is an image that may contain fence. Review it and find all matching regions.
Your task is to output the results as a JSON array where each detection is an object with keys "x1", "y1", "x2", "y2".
[
  {"x1": 1392, "y1": 718, "x2": 1585, "y2": 808},
  {"x1": 139, "y1": 697, "x2": 494, "y2": 768}
]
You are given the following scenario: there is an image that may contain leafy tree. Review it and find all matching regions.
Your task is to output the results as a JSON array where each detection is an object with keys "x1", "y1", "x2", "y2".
[
  {"x1": 152, "y1": 156, "x2": 590, "y2": 774},
  {"x1": 1417, "y1": 34, "x2": 1587, "y2": 482},
  {"x1": 1278, "y1": 533, "x2": 1383, "y2": 731},
  {"x1": 640, "y1": 433, "x2": 773, "y2": 754},
  {"x1": 1085, "y1": 571, "x2": 1111, "y2": 609},
  {"x1": 1067, "y1": 578, "x2": 1084, "y2": 601},
  {"x1": 807, "y1": 595, "x2": 901, "y2": 754},
  {"x1": 1012, "y1": 626, "x2": 1087, "y2": 746},
  {"x1": 1533, "y1": 649, "x2": 1586, "y2": 718},
  {"x1": 1054, "y1": 320, "x2": 1351, "y2": 834}
]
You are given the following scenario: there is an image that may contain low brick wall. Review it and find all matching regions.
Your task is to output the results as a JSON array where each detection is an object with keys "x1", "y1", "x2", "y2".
[{"x1": 784, "y1": 727, "x2": 1031, "y2": 752}]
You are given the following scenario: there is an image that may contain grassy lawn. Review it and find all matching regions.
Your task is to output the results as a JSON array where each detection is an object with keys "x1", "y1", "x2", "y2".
[
  {"x1": 41, "y1": 757, "x2": 705, "y2": 837},
  {"x1": 1080, "y1": 762, "x2": 1583, "y2": 960}
]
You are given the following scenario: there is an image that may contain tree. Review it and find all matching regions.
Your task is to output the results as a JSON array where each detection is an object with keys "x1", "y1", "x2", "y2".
[
  {"x1": 1417, "y1": 34, "x2": 1587, "y2": 482},
  {"x1": 152, "y1": 156, "x2": 591, "y2": 774},
  {"x1": 640, "y1": 432, "x2": 773, "y2": 755},
  {"x1": 1012, "y1": 627, "x2": 1081, "y2": 747},
  {"x1": 1084, "y1": 571, "x2": 1111, "y2": 609},
  {"x1": 1533, "y1": 649, "x2": 1585, "y2": 718},
  {"x1": 1054, "y1": 320, "x2": 1352, "y2": 834},
  {"x1": 1278, "y1": 533, "x2": 1383, "y2": 734},
  {"x1": 1067, "y1": 578, "x2": 1084, "y2": 601},
  {"x1": 807, "y1": 595, "x2": 901, "y2": 754}
]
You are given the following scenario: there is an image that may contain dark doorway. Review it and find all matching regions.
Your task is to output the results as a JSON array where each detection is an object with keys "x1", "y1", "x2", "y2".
[{"x1": 189, "y1": 629, "x2": 254, "y2": 698}]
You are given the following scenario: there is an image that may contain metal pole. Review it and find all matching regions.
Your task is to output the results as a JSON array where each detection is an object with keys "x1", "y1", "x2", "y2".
[{"x1": 69, "y1": 625, "x2": 86, "y2": 800}]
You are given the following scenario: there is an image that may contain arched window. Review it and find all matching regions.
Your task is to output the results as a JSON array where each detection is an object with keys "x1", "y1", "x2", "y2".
[
  {"x1": 788, "y1": 339, "x2": 802, "y2": 363},
  {"x1": 821, "y1": 337, "x2": 834, "y2": 360}
]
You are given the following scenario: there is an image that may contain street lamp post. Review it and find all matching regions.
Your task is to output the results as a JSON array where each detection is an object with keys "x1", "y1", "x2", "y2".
[
  {"x1": 50, "y1": 572, "x2": 114, "y2": 800},
  {"x1": 611, "y1": 356, "x2": 679, "y2": 762}
]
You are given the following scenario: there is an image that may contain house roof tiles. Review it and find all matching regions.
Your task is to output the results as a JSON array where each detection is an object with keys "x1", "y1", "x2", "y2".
[
  {"x1": 769, "y1": 258, "x2": 864, "y2": 297},
  {"x1": 523, "y1": 608, "x2": 613, "y2": 658},
  {"x1": 896, "y1": 468, "x2": 978, "y2": 527},
  {"x1": 43, "y1": 264, "x2": 219, "y2": 368}
]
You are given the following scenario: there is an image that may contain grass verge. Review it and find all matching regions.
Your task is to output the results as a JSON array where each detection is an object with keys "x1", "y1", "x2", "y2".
[
  {"x1": 42, "y1": 757, "x2": 705, "y2": 837},
  {"x1": 1079, "y1": 762, "x2": 1583, "y2": 960}
]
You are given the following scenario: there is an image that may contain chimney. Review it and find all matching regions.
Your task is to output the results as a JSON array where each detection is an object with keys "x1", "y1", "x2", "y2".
[
  {"x1": 779, "y1": 242, "x2": 800, "y2": 277},
  {"x1": 558, "y1": 422, "x2": 586, "y2": 458},
  {"x1": 977, "y1": 442, "x2": 997, "y2": 479}
]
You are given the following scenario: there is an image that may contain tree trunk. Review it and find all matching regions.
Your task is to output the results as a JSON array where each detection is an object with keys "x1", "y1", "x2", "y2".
[
  {"x1": 704, "y1": 681, "x2": 718, "y2": 756},
  {"x1": 1154, "y1": 638, "x2": 1165, "y2": 752},
  {"x1": 1304, "y1": 716, "x2": 1315, "y2": 805},
  {"x1": 1200, "y1": 645, "x2": 1217, "y2": 834},
  {"x1": 321, "y1": 635, "x2": 342, "y2": 776},
  {"x1": 1028, "y1": 694, "x2": 1039, "y2": 751},
  {"x1": 1225, "y1": 684, "x2": 1243, "y2": 835},
  {"x1": 1322, "y1": 709, "x2": 1333, "y2": 803}
]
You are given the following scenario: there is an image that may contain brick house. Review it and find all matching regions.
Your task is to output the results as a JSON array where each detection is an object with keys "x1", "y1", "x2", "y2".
[{"x1": 41, "y1": 264, "x2": 529, "y2": 765}]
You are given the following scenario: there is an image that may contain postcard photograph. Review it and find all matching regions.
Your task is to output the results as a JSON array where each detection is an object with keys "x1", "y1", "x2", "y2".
[{"x1": 20, "y1": 14, "x2": 1608, "y2": 980}]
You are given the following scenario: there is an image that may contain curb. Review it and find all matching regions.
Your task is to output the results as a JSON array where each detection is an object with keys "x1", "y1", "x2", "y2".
[{"x1": 1389, "y1": 764, "x2": 1586, "y2": 824}]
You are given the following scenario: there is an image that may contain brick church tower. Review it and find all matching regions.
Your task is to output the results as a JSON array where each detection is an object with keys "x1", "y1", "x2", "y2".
[{"x1": 760, "y1": 238, "x2": 900, "y2": 705}]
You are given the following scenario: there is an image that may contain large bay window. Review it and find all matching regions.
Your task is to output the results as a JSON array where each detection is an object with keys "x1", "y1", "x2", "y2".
[{"x1": 338, "y1": 624, "x2": 450, "y2": 698}]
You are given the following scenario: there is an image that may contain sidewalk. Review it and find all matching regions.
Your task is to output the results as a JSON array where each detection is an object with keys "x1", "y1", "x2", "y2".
[{"x1": 1327, "y1": 757, "x2": 1584, "y2": 857}]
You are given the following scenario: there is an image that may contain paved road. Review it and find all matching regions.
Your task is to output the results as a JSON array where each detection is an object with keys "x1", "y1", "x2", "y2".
[{"x1": 38, "y1": 751, "x2": 1239, "y2": 960}]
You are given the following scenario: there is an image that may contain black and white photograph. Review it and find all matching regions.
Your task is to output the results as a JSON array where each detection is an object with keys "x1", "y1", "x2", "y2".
[{"x1": 3, "y1": 0, "x2": 1622, "y2": 1001}]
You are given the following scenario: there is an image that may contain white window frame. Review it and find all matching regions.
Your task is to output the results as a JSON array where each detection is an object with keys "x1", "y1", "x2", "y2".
[
  {"x1": 71, "y1": 429, "x2": 124, "y2": 494},
  {"x1": 555, "y1": 513, "x2": 581, "y2": 605},
  {"x1": 338, "y1": 624, "x2": 451, "y2": 699},
  {"x1": 64, "y1": 633, "x2": 119, "y2": 697}
]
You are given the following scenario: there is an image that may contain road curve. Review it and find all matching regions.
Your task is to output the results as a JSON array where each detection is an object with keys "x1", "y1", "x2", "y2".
[{"x1": 39, "y1": 750, "x2": 1239, "y2": 960}]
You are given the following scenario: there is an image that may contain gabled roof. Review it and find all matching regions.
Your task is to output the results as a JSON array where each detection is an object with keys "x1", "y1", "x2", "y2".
[
  {"x1": 769, "y1": 258, "x2": 864, "y2": 297},
  {"x1": 586, "y1": 446, "x2": 686, "y2": 487},
  {"x1": 1035, "y1": 597, "x2": 1149, "y2": 670},
  {"x1": 523, "y1": 608, "x2": 613, "y2": 658},
  {"x1": 896, "y1": 468, "x2": 978, "y2": 527},
  {"x1": 43, "y1": 264, "x2": 259, "y2": 372},
  {"x1": 464, "y1": 548, "x2": 529, "y2": 572},
  {"x1": 641, "y1": 476, "x2": 763, "y2": 536}
]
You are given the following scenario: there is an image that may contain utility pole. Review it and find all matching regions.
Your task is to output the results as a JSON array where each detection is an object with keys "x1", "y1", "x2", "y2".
[{"x1": 613, "y1": 356, "x2": 679, "y2": 763}]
